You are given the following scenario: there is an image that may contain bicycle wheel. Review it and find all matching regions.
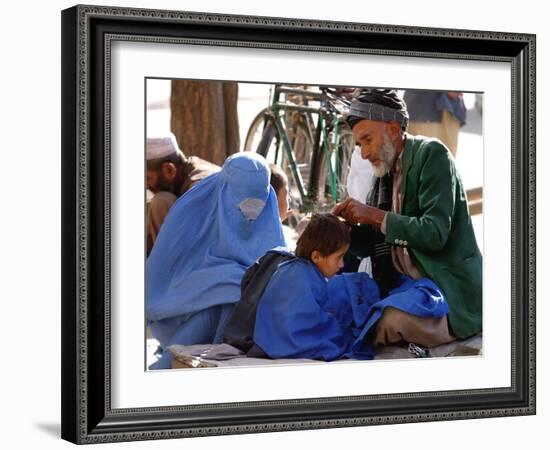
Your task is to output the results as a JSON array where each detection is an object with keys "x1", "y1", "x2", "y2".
[
  {"x1": 245, "y1": 108, "x2": 314, "y2": 166},
  {"x1": 311, "y1": 120, "x2": 354, "y2": 207},
  {"x1": 247, "y1": 111, "x2": 316, "y2": 209},
  {"x1": 243, "y1": 107, "x2": 274, "y2": 153},
  {"x1": 255, "y1": 122, "x2": 307, "y2": 214},
  {"x1": 335, "y1": 121, "x2": 355, "y2": 200},
  {"x1": 255, "y1": 120, "x2": 280, "y2": 162}
]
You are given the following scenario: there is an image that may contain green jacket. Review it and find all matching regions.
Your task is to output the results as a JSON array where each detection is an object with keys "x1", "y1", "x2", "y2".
[{"x1": 385, "y1": 134, "x2": 482, "y2": 339}]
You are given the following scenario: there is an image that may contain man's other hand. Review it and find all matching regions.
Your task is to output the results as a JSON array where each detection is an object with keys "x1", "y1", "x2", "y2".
[{"x1": 332, "y1": 198, "x2": 386, "y2": 227}]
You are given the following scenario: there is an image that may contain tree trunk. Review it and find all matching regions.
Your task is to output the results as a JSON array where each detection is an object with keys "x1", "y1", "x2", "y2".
[{"x1": 170, "y1": 80, "x2": 240, "y2": 165}]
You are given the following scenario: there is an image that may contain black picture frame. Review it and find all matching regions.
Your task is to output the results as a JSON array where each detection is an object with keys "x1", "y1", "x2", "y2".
[{"x1": 61, "y1": 4, "x2": 536, "y2": 444}]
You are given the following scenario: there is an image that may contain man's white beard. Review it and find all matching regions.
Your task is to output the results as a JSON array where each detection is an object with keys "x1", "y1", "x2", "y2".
[{"x1": 373, "y1": 131, "x2": 396, "y2": 177}]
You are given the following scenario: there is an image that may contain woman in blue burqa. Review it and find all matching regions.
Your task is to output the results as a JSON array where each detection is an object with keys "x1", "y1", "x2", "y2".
[{"x1": 146, "y1": 152, "x2": 286, "y2": 369}]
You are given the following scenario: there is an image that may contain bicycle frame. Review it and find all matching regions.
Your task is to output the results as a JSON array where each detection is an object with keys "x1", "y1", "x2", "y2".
[{"x1": 265, "y1": 85, "x2": 347, "y2": 210}]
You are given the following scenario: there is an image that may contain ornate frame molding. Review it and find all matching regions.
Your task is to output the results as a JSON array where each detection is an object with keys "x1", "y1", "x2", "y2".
[{"x1": 61, "y1": 5, "x2": 536, "y2": 444}]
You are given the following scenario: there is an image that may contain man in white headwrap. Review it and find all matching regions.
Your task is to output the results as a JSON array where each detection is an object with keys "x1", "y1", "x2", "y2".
[{"x1": 146, "y1": 133, "x2": 219, "y2": 255}]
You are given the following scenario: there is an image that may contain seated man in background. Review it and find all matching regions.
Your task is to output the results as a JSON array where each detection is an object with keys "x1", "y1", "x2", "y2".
[{"x1": 146, "y1": 133, "x2": 220, "y2": 255}]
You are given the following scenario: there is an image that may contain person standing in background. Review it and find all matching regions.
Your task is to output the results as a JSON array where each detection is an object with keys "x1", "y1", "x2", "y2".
[{"x1": 403, "y1": 90, "x2": 466, "y2": 158}]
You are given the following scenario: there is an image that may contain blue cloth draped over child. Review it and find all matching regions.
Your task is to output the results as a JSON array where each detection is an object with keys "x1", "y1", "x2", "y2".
[
  {"x1": 146, "y1": 152, "x2": 286, "y2": 369},
  {"x1": 351, "y1": 275, "x2": 449, "y2": 354},
  {"x1": 253, "y1": 257, "x2": 449, "y2": 362}
]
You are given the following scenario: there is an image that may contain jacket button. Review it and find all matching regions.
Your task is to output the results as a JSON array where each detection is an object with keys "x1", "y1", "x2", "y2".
[{"x1": 395, "y1": 238, "x2": 399, "y2": 244}]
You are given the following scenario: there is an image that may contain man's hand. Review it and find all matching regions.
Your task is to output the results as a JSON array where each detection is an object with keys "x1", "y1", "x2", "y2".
[{"x1": 332, "y1": 198, "x2": 386, "y2": 227}]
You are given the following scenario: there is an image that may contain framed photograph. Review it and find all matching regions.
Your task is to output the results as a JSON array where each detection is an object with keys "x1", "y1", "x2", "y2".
[{"x1": 61, "y1": 4, "x2": 536, "y2": 444}]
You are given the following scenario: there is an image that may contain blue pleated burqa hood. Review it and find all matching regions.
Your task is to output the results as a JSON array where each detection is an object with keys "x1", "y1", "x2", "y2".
[{"x1": 146, "y1": 152, "x2": 286, "y2": 323}]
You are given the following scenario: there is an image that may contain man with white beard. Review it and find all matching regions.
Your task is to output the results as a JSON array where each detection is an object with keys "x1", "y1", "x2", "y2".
[{"x1": 333, "y1": 89, "x2": 482, "y2": 350}]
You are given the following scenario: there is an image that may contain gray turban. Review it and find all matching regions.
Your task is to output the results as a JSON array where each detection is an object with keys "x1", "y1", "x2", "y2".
[{"x1": 346, "y1": 89, "x2": 409, "y2": 130}]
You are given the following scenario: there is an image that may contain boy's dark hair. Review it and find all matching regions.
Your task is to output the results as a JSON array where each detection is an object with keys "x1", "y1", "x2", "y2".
[
  {"x1": 295, "y1": 213, "x2": 350, "y2": 259},
  {"x1": 269, "y1": 163, "x2": 288, "y2": 195}
]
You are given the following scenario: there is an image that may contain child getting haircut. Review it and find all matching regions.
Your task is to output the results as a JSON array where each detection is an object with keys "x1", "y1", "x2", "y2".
[{"x1": 252, "y1": 213, "x2": 379, "y2": 361}]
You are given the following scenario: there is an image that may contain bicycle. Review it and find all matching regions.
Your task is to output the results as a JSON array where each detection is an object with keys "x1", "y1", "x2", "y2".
[{"x1": 244, "y1": 84, "x2": 355, "y2": 213}]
